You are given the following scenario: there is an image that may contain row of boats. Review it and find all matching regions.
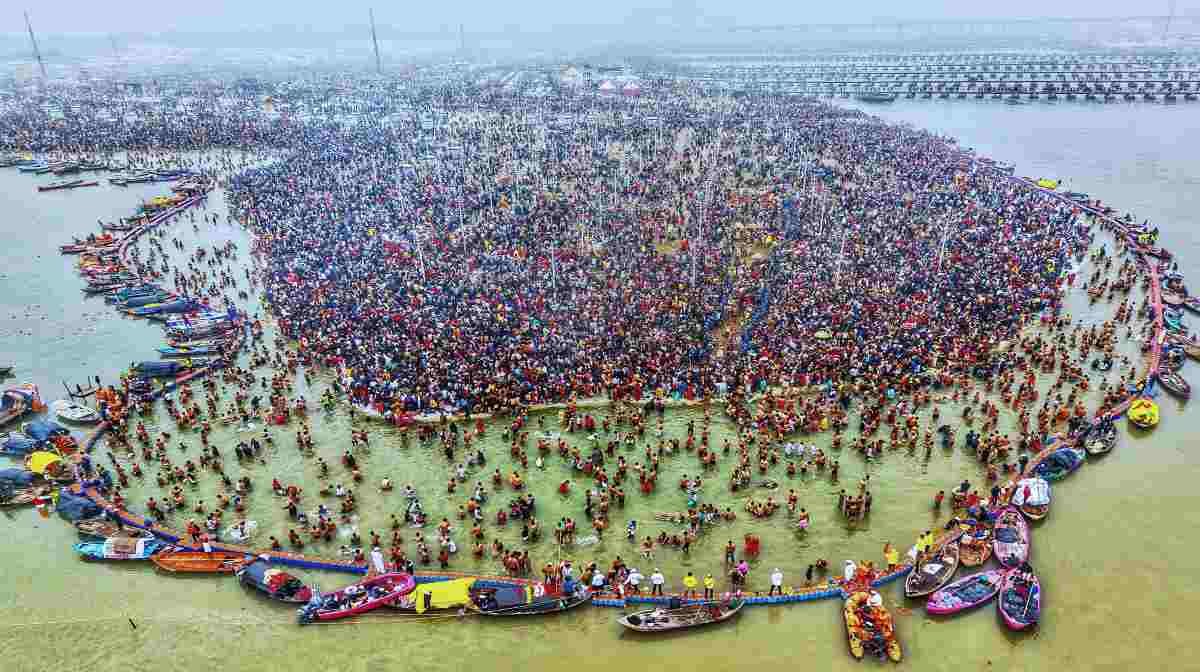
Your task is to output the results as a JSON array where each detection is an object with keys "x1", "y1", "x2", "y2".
[
  {"x1": 1, "y1": 154, "x2": 195, "y2": 187},
  {"x1": 839, "y1": 426, "x2": 1116, "y2": 663},
  {"x1": 68, "y1": 526, "x2": 600, "y2": 623}
]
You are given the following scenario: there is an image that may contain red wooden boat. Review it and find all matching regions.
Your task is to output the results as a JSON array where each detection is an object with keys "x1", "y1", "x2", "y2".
[{"x1": 298, "y1": 573, "x2": 416, "y2": 625}]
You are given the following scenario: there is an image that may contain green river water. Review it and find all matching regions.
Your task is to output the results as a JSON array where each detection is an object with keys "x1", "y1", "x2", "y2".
[{"x1": 1, "y1": 101, "x2": 1199, "y2": 671}]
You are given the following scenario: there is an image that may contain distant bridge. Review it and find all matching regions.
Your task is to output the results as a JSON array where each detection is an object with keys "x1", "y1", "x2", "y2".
[{"x1": 727, "y1": 14, "x2": 1200, "y2": 34}]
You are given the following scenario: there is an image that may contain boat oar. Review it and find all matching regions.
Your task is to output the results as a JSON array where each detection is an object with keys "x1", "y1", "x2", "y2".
[{"x1": 1020, "y1": 584, "x2": 1036, "y2": 620}]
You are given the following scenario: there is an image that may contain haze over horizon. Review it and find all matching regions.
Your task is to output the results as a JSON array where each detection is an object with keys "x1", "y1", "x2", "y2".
[{"x1": 6, "y1": 0, "x2": 1199, "y2": 37}]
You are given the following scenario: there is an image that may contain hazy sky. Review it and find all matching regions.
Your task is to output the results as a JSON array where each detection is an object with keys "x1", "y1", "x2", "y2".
[{"x1": 11, "y1": 0, "x2": 1199, "y2": 35}]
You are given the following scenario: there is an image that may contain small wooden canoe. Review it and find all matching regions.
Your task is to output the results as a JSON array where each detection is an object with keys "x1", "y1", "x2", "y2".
[
  {"x1": 1158, "y1": 370, "x2": 1191, "y2": 399},
  {"x1": 237, "y1": 559, "x2": 313, "y2": 603},
  {"x1": 927, "y1": 570, "x2": 1004, "y2": 615},
  {"x1": 51, "y1": 399, "x2": 101, "y2": 424},
  {"x1": 905, "y1": 540, "x2": 960, "y2": 597},
  {"x1": 1162, "y1": 292, "x2": 1185, "y2": 306},
  {"x1": 75, "y1": 518, "x2": 154, "y2": 539},
  {"x1": 617, "y1": 597, "x2": 744, "y2": 632},
  {"x1": 998, "y1": 567, "x2": 1041, "y2": 631},
  {"x1": 844, "y1": 591, "x2": 902, "y2": 662},
  {"x1": 1012, "y1": 477, "x2": 1051, "y2": 520},
  {"x1": 298, "y1": 573, "x2": 416, "y2": 624},
  {"x1": 993, "y1": 507, "x2": 1030, "y2": 568},
  {"x1": 151, "y1": 550, "x2": 253, "y2": 573},
  {"x1": 1084, "y1": 425, "x2": 1117, "y2": 456},
  {"x1": 75, "y1": 538, "x2": 167, "y2": 560},
  {"x1": 0, "y1": 487, "x2": 37, "y2": 507},
  {"x1": 959, "y1": 529, "x2": 993, "y2": 567},
  {"x1": 477, "y1": 589, "x2": 593, "y2": 616},
  {"x1": 1032, "y1": 448, "x2": 1085, "y2": 481}
]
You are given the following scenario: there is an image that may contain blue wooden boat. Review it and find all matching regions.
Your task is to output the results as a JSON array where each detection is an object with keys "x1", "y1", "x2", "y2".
[
  {"x1": 1033, "y1": 448, "x2": 1085, "y2": 481},
  {"x1": 75, "y1": 538, "x2": 167, "y2": 560},
  {"x1": 130, "y1": 299, "x2": 198, "y2": 316},
  {"x1": 0, "y1": 433, "x2": 38, "y2": 457},
  {"x1": 119, "y1": 294, "x2": 173, "y2": 309},
  {"x1": 133, "y1": 361, "x2": 185, "y2": 377},
  {"x1": 158, "y1": 346, "x2": 217, "y2": 358}
]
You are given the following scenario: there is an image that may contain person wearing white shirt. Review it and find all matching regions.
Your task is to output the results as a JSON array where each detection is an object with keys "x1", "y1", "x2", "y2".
[
  {"x1": 370, "y1": 546, "x2": 386, "y2": 574},
  {"x1": 625, "y1": 568, "x2": 644, "y2": 594},
  {"x1": 769, "y1": 568, "x2": 784, "y2": 596},
  {"x1": 650, "y1": 568, "x2": 666, "y2": 596}
]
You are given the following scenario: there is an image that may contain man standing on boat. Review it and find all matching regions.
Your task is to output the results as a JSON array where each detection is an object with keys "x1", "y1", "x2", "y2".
[{"x1": 769, "y1": 568, "x2": 784, "y2": 596}]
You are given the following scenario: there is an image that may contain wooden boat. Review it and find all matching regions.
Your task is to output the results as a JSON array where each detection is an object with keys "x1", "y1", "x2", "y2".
[
  {"x1": 905, "y1": 540, "x2": 960, "y2": 597},
  {"x1": 1084, "y1": 424, "x2": 1117, "y2": 456},
  {"x1": 1033, "y1": 447, "x2": 1085, "y2": 481},
  {"x1": 926, "y1": 570, "x2": 1004, "y2": 615},
  {"x1": 1163, "y1": 348, "x2": 1187, "y2": 372},
  {"x1": 998, "y1": 567, "x2": 1041, "y2": 631},
  {"x1": 298, "y1": 573, "x2": 416, "y2": 624},
  {"x1": 1177, "y1": 340, "x2": 1200, "y2": 360},
  {"x1": 74, "y1": 518, "x2": 154, "y2": 539},
  {"x1": 959, "y1": 527, "x2": 993, "y2": 567},
  {"x1": 158, "y1": 345, "x2": 218, "y2": 358},
  {"x1": 475, "y1": 587, "x2": 593, "y2": 616},
  {"x1": 0, "y1": 394, "x2": 28, "y2": 427},
  {"x1": 51, "y1": 399, "x2": 101, "y2": 424},
  {"x1": 617, "y1": 597, "x2": 745, "y2": 632},
  {"x1": 38, "y1": 179, "x2": 98, "y2": 192},
  {"x1": 1158, "y1": 369, "x2": 1191, "y2": 399},
  {"x1": 993, "y1": 507, "x2": 1030, "y2": 568},
  {"x1": 844, "y1": 591, "x2": 902, "y2": 662},
  {"x1": 1011, "y1": 477, "x2": 1051, "y2": 520},
  {"x1": 237, "y1": 559, "x2": 314, "y2": 604},
  {"x1": 152, "y1": 550, "x2": 253, "y2": 573},
  {"x1": 0, "y1": 487, "x2": 38, "y2": 507},
  {"x1": 75, "y1": 538, "x2": 168, "y2": 560}
]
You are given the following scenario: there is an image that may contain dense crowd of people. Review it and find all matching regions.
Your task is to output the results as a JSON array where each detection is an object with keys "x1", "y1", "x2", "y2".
[{"x1": 2, "y1": 76, "x2": 1138, "y2": 591}]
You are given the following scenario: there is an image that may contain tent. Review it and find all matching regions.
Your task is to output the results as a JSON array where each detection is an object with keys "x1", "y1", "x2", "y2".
[
  {"x1": 622, "y1": 82, "x2": 642, "y2": 97},
  {"x1": 597, "y1": 80, "x2": 617, "y2": 94}
]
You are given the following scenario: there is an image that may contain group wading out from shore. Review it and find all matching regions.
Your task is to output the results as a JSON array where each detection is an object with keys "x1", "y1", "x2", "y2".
[{"x1": 0, "y1": 79, "x2": 1171, "y2": 611}]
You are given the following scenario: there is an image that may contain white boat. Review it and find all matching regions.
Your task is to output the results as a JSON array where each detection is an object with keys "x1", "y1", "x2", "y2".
[{"x1": 51, "y1": 399, "x2": 101, "y2": 424}]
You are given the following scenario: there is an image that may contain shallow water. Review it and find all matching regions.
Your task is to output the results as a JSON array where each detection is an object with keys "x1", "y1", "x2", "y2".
[{"x1": 2, "y1": 102, "x2": 1200, "y2": 671}]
